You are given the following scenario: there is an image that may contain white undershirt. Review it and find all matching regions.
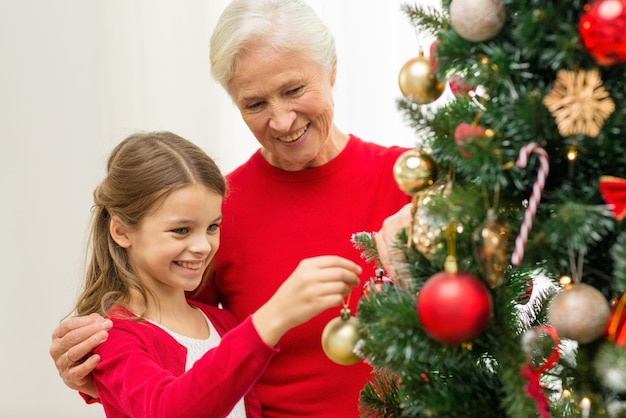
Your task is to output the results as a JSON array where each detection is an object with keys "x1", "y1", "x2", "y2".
[{"x1": 149, "y1": 310, "x2": 247, "y2": 418}]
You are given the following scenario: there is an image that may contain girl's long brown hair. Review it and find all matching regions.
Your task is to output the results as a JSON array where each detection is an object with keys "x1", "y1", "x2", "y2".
[{"x1": 73, "y1": 131, "x2": 226, "y2": 318}]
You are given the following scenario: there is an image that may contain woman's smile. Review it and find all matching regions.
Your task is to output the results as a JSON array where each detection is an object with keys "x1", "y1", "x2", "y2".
[{"x1": 277, "y1": 123, "x2": 309, "y2": 143}]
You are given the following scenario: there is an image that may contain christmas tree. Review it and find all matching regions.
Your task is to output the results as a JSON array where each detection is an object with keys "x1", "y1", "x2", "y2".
[{"x1": 349, "y1": 0, "x2": 626, "y2": 416}]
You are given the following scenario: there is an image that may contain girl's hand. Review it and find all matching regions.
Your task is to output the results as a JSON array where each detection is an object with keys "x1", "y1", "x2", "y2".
[{"x1": 252, "y1": 255, "x2": 361, "y2": 346}]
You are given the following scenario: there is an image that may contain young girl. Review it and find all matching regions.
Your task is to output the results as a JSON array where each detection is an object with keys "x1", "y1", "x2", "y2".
[{"x1": 73, "y1": 131, "x2": 361, "y2": 418}]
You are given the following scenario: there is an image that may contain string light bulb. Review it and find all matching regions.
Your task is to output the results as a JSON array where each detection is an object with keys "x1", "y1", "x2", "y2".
[
  {"x1": 580, "y1": 397, "x2": 591, "y2": 418},
  {"x1": 560, "y1": 275, "x2": 573, "y2": 289},
  {"x1": 567, "y1": 148, "x2": 578, "y2": 161}
]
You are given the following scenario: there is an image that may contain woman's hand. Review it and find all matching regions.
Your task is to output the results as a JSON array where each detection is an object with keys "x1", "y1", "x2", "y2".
[
  {"x1": 252, "y1": 255, "x2": 361, "y2": 346},
  {"x1": 49, "y1": 313, "x2": 112, "y2": 399},
  {"x1": 375, "y1": 203, "x2": 412, "y2": 276}
]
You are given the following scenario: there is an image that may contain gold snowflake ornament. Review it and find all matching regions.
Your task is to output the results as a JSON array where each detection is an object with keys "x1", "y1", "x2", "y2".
[{"x1": 543, "y1": 69, "x2": 615, "y2": 138}]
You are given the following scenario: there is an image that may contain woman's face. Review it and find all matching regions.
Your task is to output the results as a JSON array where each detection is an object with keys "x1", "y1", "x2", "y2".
[{"x1": 227, "y1": 47, "x2": 338, "y2": 171}]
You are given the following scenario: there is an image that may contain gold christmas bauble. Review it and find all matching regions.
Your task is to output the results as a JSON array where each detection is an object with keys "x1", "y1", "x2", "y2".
[
  {"x1": 412, "y1": 180, "x2": 451, "y2": 259},
  {"x1": 471, "y1": 212, "x2": 510, "y2": 288},
  {"x1": 548, "y1": 283, "x2": 610, "y2": 344},
  {"x1": 321, "y1": 309, "x2": 361, "y2": 366},
  {"x1": 449, "y1": 0, "x2": 506, "y2": 42},
  {"x1": 398, "y1": 53, "x2": 445, "y2": 104},
  {"x1": 393, "y1": 149, "x2": 438, "y2": 196}
]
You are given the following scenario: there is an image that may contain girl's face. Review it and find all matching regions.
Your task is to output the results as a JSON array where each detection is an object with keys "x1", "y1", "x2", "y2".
[
  {"x1": 228, "y1": 47, "x2": 338, "y2": 172},
  {"x1": 122, "y1": 184, "x2": 222, "y2": 296}
]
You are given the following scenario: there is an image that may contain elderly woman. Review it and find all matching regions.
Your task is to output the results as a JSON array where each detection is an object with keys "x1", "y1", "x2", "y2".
[{"x1": 50, "y1": 1, "x2": 410, "y2": 416}]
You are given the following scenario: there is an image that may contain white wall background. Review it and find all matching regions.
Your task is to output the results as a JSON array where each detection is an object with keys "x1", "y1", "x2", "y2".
[{"x1": 0, "y1": 1, "x2": 446, "y2": 416}]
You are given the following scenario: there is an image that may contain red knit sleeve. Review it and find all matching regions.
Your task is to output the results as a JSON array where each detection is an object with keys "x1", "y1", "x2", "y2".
[{"x1": 93, "y1": 315, "x2": 278, "y2": 418}]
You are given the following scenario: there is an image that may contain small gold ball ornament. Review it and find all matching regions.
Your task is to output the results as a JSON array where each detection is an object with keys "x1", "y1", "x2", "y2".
[
  {"x1": 412, "y1": 180, "x2": 451, "y2": 259},
  {"x1": 471, "y1": 210, "x2": 510, "y2": 288},
  {"x1": 393, "y1": 149, "x2": 438, "y2": 195},
  {"x1": 321, "y1": 307, "x2": 361, "y2": 365},
  {"x1": 398, "y1": 52, "x2": 445, "y2": 104},
  {"x1": 548, "y1": 282, "x2": 610, "y2": 344}
]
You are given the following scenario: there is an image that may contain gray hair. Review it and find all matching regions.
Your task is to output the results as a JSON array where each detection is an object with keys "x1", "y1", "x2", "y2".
[{"x1": 210, "y1": 0, "x2": 337, "y2": 89}]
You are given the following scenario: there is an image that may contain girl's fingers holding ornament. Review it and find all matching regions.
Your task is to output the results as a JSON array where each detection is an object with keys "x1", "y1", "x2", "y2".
[{"x1": 307, "y1": 255, "x2": 362, "y2": 275}]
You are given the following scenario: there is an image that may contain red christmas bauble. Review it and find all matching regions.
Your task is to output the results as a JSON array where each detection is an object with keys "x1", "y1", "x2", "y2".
[
  {"x1": 517, "y1": 276, "x2": 534, "y2": 304},
  {"x1": 453, "y1": 123, "x2": 488, "y2": 159},
  {"x1": 362, "y1": 275, "x2": 394, "y2": 297},
  {"x1": 417, "y1": 271, "x2": 493, "y2": 344},
  {"x1": 429, "y1": 41, "x2": 472, "y2": 95},
  {"x1": 579, "y1": 0, "x2": 626, "y2": 66}
]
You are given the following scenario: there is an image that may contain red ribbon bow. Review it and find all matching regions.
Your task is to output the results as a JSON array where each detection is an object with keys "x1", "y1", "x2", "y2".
[
  {"x1": 599, "y1": 175, "x2": 626, "y2": 221},
  {"x1": 520, "y1": 326, "x2": 560, "y2": 418}
]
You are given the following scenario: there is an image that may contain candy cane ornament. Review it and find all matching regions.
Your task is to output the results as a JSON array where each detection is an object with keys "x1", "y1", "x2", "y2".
[{"x1": 511, "y1": 143, "x2": 550, "y2": 266}]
